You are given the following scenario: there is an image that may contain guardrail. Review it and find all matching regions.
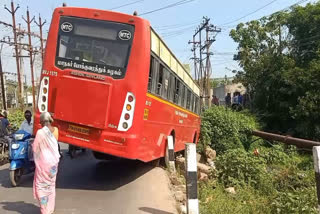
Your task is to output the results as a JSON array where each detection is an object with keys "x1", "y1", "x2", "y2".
[{"x1": 252, "y1": 130, "x2": 320, "y2": 212}]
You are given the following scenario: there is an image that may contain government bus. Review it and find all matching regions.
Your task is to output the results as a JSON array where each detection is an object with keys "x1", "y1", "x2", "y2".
[{"x1": 34, "y1": 6, "x2": 201, "y2": 162}]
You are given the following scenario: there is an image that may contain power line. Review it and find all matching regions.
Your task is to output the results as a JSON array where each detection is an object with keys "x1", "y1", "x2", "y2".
[
  {"x1": 220, "y1": 0, "x2": 278, "y2": 26},
  {"x1": 221, "y1": 0, "x2": 311, "y2": 29},
  {"x1": 140, "y1": 0, "x2": 195, "y2": 16},
  {"x1": 109, "y1": 0, "x2": 144, "y2": 10},
  {"x1": 154, "y1": 19, "x2": 201, "y2": 30}
]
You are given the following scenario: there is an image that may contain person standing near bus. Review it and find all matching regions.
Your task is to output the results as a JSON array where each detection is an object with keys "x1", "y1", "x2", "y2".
[
  {"x1": 20, "y1": 110, "x2": 34, "y2": 135},
  {"x1": 32, "y1": 112, "x2": 60, "y2": 214}
]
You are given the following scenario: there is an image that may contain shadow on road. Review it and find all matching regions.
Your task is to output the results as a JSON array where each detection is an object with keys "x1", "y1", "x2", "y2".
[
  {"x1": 139, "y1": 207, "x2": 174, "y2": 214},
  {"x1": 0, "y1": 149, "x2": 154, "y2": 191},
  {"x1": 0, "y1": 201, "x2": 39, "y2": 214}
]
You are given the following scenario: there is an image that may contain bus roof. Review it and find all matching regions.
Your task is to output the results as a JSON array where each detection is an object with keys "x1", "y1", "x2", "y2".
[{"x1": 150, "y1": 28, "x2": 200, "y2": 96}]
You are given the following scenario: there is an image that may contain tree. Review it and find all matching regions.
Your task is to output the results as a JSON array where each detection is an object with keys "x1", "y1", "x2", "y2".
[{"x1": 230, "y1": 2, "x2": 320, "y2": 140}]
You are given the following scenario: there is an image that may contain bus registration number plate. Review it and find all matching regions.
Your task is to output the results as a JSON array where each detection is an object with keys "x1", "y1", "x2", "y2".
[{"x1": 68, "y1": 125, "x2": 90, "y2": 135}]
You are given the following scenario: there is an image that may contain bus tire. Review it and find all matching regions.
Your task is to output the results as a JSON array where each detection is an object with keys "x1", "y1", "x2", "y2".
[
  {"x1": 69, "y1": 145, "x2": 76, "y2": 159},
  {"x1": 165, "y1": 135, "x2": 175, "y2": 173}
]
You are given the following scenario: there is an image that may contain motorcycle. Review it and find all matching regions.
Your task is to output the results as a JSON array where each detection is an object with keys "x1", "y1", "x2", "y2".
[{"x1": 9, "y1": 130, "x2": 34, "y2": 187}]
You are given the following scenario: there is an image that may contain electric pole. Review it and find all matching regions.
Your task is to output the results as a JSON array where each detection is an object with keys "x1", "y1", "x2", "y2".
[
  {"x1": 189, "y1": 17, "x2": 221, "y2": 107},
  {"x1": 4, "y1": 1, "x2": 23, "y2": 109},
  {"x1": 0, "y1": 46, "x2": 7, "y2": 110},
  {"x1": 23, "y1": 8, "x2": 36, "y2": 112},
  {"x1": 17, "y1": 24, "x2": 25, "y2": 106},
  {"x1": 34, "y1": 14, "x2": 46, "y2": 62},
  {"x1": 188, "y1": 35, "x2": 199, "y2": 81}
]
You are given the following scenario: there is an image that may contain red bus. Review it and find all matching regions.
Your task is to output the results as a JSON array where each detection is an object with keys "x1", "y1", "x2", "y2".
[{"x1": 34, "y1": 6, "x2": 201, "y2": 162}]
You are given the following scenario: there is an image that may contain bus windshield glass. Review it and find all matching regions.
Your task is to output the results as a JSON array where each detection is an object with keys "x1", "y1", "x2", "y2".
[{"x1": 55, "y1": 16, "x2": 134, "y2": 79}]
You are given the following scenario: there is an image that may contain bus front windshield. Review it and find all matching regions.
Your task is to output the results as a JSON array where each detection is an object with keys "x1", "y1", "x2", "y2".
[{"x1": 55, "y1": 16, "x2": 134, "y2": 78}]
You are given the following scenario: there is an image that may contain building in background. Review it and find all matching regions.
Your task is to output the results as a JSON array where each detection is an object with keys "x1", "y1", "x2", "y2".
[{"x1": 211, "y1": 76, "x2": 246, "y2": 106}]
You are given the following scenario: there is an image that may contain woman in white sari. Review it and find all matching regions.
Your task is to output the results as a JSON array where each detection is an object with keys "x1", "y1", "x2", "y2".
[{"x1": 32, "y1": 112, "x2": 60, "y2": 214}]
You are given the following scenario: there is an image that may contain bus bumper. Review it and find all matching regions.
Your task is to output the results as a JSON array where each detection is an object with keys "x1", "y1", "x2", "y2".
[{"x1": 58, "y1": 131, "x2": 139, "y2": 160}]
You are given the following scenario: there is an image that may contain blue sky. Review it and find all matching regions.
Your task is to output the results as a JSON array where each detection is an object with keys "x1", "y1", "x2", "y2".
[{"x1": 0, "y1": 0, "x2": 316, "y2": 85}]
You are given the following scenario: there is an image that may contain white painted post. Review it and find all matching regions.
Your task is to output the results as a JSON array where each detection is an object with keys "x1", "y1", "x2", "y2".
[
  {"x1": 312, "y1": 146, "x2": 320, "y2": 213},
  {"x1": 166, "y1": 135, "x2": 176, "y2": 172},
  {"x1": 185, "y1": 143, "x2": 199, "y2": 214}
]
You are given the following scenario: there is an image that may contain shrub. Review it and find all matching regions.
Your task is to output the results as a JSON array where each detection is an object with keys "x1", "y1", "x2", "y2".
[
  {"x1": 199, "y1": 106, "x2": 258, "y2": 154},
  {"x1": 271, "y1": 188, "x2": 318, "y2": 214},
  {"x1": 215, "y1": 148, "x2": 272, "y2": 192},
  {"x1": 8, "y1": 110, "x2": 24, "y2": 131},
  {"x1": 199, "y1": 182, "x2": 270, "y2": 214}
]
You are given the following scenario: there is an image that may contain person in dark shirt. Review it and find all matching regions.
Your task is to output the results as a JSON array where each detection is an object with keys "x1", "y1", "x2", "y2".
[
  {"x1": 0, "y1": 110, "x2": 10, "y2": 135},
  {"x1": 225, "y1": 93, "x2": 231, "y2": 107}
]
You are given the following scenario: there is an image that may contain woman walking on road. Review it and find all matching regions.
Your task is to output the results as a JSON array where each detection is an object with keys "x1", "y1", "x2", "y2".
[{"x1": 32, "y1": 112, "x2": 60, "y2": 214}]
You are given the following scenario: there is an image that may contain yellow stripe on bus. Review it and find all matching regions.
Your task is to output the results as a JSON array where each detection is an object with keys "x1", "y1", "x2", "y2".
[{"x1": 146, "y1": 93, "x2": 200, "y2": 118}]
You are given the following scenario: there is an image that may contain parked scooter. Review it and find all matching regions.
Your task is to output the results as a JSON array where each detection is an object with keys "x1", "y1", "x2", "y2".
[{"x1": 9, "y1": 130, "x2": 34, "y2": 187}]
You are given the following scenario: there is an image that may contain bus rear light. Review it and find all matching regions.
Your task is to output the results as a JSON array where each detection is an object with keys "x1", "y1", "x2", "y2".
[
  {"x1": 128, "y1": 95, "x2": 133, "y2": 102},
  {"x1": 126, "y1": 104, "x2": 132, "y2": 111},
  {"x1": 38, "y1": 77, "x2": 49, "y2": 113},
  {"x1": 122, "y1": 122, "x2": 128, "y2": 129},
  {"x1": 124, "y1": 113, "x2": 130, "y2": 120},
  {"x1": 118, "y1": 92, "x2": 136, "y2": 132}
]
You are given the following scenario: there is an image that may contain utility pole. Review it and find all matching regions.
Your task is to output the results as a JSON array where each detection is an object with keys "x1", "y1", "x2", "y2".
[
  {"x1": 188, "y1": 35, "x2": 199, "y2": 81},
  {"x1": 17, "y1": 24, "x2": 25, "y2": 106},
  {"x1": 4, "y1": 1, "x2": 23, "y2": 109},
  {"x1": 204, "y1": 24, "x2": 220, "y2": 107},
  {"x1": 194, "y1": 17, "x2": 209, "y2": 105},
  {"x1": 0, "y1": 46, "x2": 7, "y2": 110},
  {"x1": 189, "y1": 17, "x2": 221, "y2": 107},
  {"x1": 34, "y1": 14, "x2": 46, "y2": 62},
  {"x1": 23, "y1": 8, "x2": 36, "y2": 112}
]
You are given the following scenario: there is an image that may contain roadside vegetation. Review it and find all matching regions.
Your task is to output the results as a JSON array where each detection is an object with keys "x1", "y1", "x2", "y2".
[
  {"x1": 230, "y1": 1, "x2": 320, "y2": 141},
  {"x1": 198, "y1": 106, "x2": 317, "y2": 213}
]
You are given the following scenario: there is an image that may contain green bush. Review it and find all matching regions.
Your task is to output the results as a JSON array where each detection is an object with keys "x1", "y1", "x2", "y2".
[
  {"x1": 8, "y1": 110, "x2": 24, "y2": 131},
  {"x1": 216, "y1": 148, "x2": 272, "y2": 192},
  {"x1": 271, "y1": 188, "x2": 317, "y2": 214},
  {"x1": 199, "y1": 182, "x2": 270, "y2": 214},
  {"x1": 199, "y1": 106, "x2": 258, "y2": 154},
  {"x1": 198, "y1": 106, "x2": 317, "y2": 213}
]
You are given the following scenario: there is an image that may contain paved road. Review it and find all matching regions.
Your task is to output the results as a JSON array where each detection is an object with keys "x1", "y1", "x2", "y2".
[{"x1": 0, "y1": 143, "x2": 177, "y2": 214}]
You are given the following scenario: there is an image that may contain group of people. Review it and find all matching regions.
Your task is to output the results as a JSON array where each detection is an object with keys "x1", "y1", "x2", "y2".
[
  {"x1": 0, "y1": 110, "x2": 60, "y2": 214},
  {"x1": 211, "y1": 92, "x2": 245, "y2": 111},
  {"x1": 0, "y1": 110, "x2": 33, "y2": 138}
]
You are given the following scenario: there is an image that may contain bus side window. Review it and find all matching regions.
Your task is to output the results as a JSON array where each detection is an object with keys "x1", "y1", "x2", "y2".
[
  {"x1": 151, "y1": 59, "x2": 159, "y2": 93},
  {"x1": 162, "y1": 68, "x2": 170, "y2": 99},
  {"x1": 156, "y1": 64, "x2": 164, "y2": 95},
  {"x1": 169, "y1": 74, "x2": 175, "y2": 102},
  {"x1": 174, "y1": 79, "x2": 180, "y2": 104},
  {"x1": 195, "y1": 96, "x2": 199, "y2": 114},
  {"x1": 190, "y1": 93, "x2": 194, "y2": 111},
  {"x1": 179, "y1": 84, "x2": 185, "y2": 107},
  {"x1": 148, "y1": 56, "x2": 154, "y2": 92},
  {"x1": 184, "y1": 85, "x2": 188, "y2": 108},
  {"x1": 186, "y1": 89, "x2": 191, "y2": 110}
]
